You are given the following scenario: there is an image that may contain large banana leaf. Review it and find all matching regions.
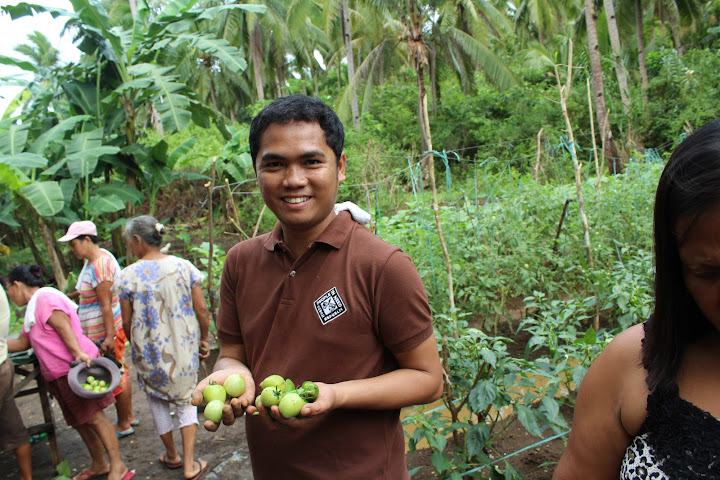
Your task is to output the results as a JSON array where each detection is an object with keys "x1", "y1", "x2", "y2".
[
  {"x1": 0, "y1": 153, "x2": 48, "y2": 169},
  {"x1": 0, "y1": 54, "x2": 36, "y2": 73},
  {"x1": 0, "y1": 123, "x2": 29, "y2": 155},
  {"x1": 84, "y1": 194, "x2": 125, "y2": 214},
  {"x1": 94, "y1": 183, "x2": 144, "y2": 205},
  {"x1": 19, "y1": 180, "x2": 64, "y2": 216},
  {"x1": 28, "y1": 115, "x2": 92, "y2": 156},
  {"x1": 62, "y1": 82, "x2": 98, "y2": 118},
  {"x1": 66, "y1": 129, "x2": 120, "y2": 178},
  {"x1": 0, "y1": 163, "x2": 24, "y2": 191}
]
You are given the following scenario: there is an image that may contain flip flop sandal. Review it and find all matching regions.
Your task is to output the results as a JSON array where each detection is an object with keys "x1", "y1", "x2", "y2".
[
  {"x1": 159, "y1": 455, "x2": 184, "y2": 469},
  {"x1": 116, "y1": 427, "x2": 135, "y2": 439},
  {"x1": 185, "y1": 460, "x2": 208, "y2": 480},
  {"x1": 113, "y1": 419, "x2": 140, "y2": 427},
  {"x1": 71, "y1": 467, "x2": 110, "y2": 480}
]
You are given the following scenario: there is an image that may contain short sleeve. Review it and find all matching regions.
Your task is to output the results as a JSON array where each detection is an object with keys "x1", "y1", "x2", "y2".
[
  {"x1": 375, "y1": 251, "x2": 434, "y2": 354},
  {"x1": 90, "y1": 255, "x2": 120, "y2": 288},
  {"x1": 185, "y1": 260, "x2": 205, "y2": 288},
  {"x1": 113, "y1": 268, "x2": 135, "y2": 302},
  {"x1": 34, "y1": 292, "x2": 76, "y2": 326}
]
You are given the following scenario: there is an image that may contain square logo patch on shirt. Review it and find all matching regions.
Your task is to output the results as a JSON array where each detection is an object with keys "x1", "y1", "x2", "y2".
[{"x1": 314, "y1": 287, "x2": 347, "y2": 325}]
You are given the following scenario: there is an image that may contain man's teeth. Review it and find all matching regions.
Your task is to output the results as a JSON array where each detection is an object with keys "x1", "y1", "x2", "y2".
[{"x1": 285, "y1": 197, "x2": 309, "y2": 204}]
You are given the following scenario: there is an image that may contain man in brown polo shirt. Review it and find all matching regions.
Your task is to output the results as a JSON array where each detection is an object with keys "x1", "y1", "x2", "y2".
[{"x1": 192, "y1": 94, "x2": 443, "y2": 479}]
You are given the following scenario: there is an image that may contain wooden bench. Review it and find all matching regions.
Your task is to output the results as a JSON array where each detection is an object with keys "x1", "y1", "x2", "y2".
[{"x1": 10, "y1": 351, "x2": 60, "y2": 467}]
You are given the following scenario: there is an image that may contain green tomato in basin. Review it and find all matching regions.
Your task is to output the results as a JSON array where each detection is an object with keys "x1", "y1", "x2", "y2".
[
  {"x1": 203, "y1": 381, "x2": 227, "y2": 404},
  {"x1": 223, "y1": 374, "x2": 246, "y2": 398},
  {"x1": 204, "y1": 399, "x2": 224, "y2": 423},
  {"x1": 278, "y1": 392, "x2": 306, "y2": 418}
]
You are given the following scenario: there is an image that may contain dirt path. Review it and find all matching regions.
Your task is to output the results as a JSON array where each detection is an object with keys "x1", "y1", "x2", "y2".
[{"x1": 1, "y1": 357, "x2": 254, "y2": 480}]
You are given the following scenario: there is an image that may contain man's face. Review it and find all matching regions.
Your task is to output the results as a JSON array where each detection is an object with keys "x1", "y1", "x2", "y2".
[{"x1": 255, "y1": 121, "x2": 346, "y2": 240}]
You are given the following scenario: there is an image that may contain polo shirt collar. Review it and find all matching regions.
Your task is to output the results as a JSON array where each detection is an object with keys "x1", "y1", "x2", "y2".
[{"x1": 262, "y1": 211, "x2": 354, "y2": 252}]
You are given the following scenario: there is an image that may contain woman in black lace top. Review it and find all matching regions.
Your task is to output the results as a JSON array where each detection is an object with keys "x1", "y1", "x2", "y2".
[{"x1": 554, "y1": 120, "x2": 720, "y2": 479}]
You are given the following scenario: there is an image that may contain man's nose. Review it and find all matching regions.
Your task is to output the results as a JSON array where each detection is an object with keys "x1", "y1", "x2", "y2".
[{"x1": 282, "y1": 164, "x2": 308, "y2": 187}]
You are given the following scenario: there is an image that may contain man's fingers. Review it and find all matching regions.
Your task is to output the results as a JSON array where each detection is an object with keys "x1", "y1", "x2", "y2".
[
  {"x1": 221, "y1": 403, "x2": 237, "y2": 425},
  {"x1": 191, "y1": 389, "x2": 204, "y2": 407},
  {"x1": 203, "y1": 420, "x2": 220, "y2": 432}
]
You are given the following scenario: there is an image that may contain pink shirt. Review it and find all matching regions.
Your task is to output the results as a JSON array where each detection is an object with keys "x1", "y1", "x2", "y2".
[{"x1": 22, "y1": 291, "x2": 99, "y2": 381}]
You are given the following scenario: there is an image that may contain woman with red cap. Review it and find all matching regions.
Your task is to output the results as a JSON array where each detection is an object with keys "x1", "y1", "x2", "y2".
[{"x1": 58, "y1": 221, "x2": 137, "y2": 438}]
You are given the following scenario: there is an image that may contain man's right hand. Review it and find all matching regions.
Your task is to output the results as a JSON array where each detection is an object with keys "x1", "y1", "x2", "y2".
[{"x1": 192, "y1": 369, "x2": 256, "y2": 431}]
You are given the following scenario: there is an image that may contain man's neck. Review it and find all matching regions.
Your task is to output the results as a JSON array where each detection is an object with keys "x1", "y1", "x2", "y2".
[{"x1": 281, "y1": 215, "x2": 336, "y2": 259}]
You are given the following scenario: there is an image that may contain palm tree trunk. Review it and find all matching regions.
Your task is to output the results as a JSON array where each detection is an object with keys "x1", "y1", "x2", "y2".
[
  {"x1": 635, "y1": 0, "x2": 649, "y2": 101},
  {"x1": 251, "y1": 23, "x2": 264, "y2": 102},
  {"x1": 604, "y1": 0, "x2": 631, "y2": 117},
  {"x1": 585, "y1": 0, "x2": 623, "y2": 172},
  {"x1": 342, "y1": 1, "x2": 360, "y2": 129}
]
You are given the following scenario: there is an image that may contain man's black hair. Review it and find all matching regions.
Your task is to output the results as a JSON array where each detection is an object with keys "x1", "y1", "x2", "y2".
[{"x1": 249, "y1": 94, "x2": 344, "y2": 166}]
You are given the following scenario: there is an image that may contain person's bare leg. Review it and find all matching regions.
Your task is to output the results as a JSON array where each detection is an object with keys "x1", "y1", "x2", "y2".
[
  {"x1": 159, "y1": 430, "x2": 182, "y2": 465},
  {"x1": 74, "y1": 423, "x2": 110, "y2": 475},
  {"x1": 14, "y1": 442, "x2": 32, "y2": 480},
  {"x1": 114, "y1": 385, "x2": 136, "y2": 432},
  {"x1": 86, "y1": 411, "x2": 128, "y2": 480},
  {"x1": 180, "y1": 424, "x2": 198, "y2": 478}
]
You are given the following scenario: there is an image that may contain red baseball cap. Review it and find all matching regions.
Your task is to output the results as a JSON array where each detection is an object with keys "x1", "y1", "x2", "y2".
[{"x1": 58, "y1": 221, "x2": 98, "y2": 242}]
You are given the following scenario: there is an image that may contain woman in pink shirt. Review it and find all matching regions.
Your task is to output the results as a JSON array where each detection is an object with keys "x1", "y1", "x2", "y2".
[{"x1": 6, "y1": 264, "x2": 133, "y2": 480}]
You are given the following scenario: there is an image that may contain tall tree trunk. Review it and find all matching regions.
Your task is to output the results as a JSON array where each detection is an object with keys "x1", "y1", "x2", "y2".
[
  {"x1": 604, "y1": 0, "x2": 631, "y2": 117},
  {"x1": 430, "y1": 39, "x2": 438, "y2": 117},
  {"x1": 585, "y1": 0, "x2": 623, "y2": 173},
  {"x1": 251, "y1": 22, "x2": 264, "y2": 102},
  {"x1": 37, "y1": 215, "x2": 66, "y2": 291},
  {"x1": 407, "y1": 0, "x2": 456, "y2": 319},
  {"x1": 635, "y1": 0, "x2": 649, "y2": 101},
  {"x1": 342, "y1": 1, "x2": 360, "y2": 128}
]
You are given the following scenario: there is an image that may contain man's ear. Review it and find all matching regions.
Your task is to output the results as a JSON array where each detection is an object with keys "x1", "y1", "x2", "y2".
[{"x1": 337, "y1": 152, "x2": 347, "y2": 183}]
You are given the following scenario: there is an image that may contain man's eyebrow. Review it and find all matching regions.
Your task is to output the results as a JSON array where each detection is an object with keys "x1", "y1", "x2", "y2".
[
  {"x1": 259, "y1": 152, "x2": 286, "y2": 163},
  {"x1": 298, "y1": 150, "x2": 326, "y2": 159}
]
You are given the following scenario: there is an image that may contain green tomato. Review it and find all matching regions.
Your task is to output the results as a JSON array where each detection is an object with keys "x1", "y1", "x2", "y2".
[
  {"x1": 203, "y1": 382, "x2": 227, "y2": 404},
  {"x1": 298, "y1": 381, "x2": 319, "y2": 402},
  {"x1": 204, "y1": 399, "x2": 224, "y2": 423},
  {"x1": 260, "y1": 374, "x2": 286, "y2": 392},
  {"x1": 278, "y1": 392, "x2": 305, "y2": 418},
  {"x1": 223, "y1": 374, "x2": 246, "y2": 398},
  {"x1": 255, "y1": 394, "x2": 263, "y2": 408},
  {"x1": 98, "y1": 380, "x2": 107, "y2": 388},
  {"x1": 260, "y1": 386, "x2": 282, "y2": 407},
  {"x1": 82, "y1": 384, "x2": 93, "y2": 390},
  {"x1": 86, "y1": 376, "x2": 96, "y2": 383}
]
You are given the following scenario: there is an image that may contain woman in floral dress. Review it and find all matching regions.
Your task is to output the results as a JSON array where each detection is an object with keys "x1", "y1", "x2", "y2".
[{"x1": 115, "y1": 216, "x2": 210, "y2": 480}]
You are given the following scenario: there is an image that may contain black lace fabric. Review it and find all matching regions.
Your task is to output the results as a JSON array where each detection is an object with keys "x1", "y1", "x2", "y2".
[{"x1": 639, "y1": 386, "x2": 720, "y2": 478}]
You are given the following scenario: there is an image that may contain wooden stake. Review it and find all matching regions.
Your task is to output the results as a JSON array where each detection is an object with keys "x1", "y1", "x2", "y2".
[
  {"x1": 252, "y1": 205, "x2": 266, "y2": 238},
  {"x1": 555, "y1": 40, "x2": 595, "y2": 274},
  {"x1": 534, "y1": 127, "x2": 544, "y2": 183},
  {"x1": 207, "y1": 158, "x2": 217, "y2": 324}
]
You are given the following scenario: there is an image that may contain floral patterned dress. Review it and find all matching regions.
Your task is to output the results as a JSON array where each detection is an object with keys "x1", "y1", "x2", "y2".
[{"x1": 114, "y1": 256, "x2": 205, "y2": 405}]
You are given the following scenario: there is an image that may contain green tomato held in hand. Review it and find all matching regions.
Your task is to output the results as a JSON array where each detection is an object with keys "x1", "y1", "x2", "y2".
[
  {"x1": 298, "y1": 381, "x2": 319, "y2": 402},
  {"x1": 260, "y1": 374, "x2": 286, "y2": 392},
  {"x1": 260, "y1": 386, "x2": 282, "y2": 407},
  {"x1": 223, "y1": 374, "x2": 246, "y2": 398},
  {"x1": 278, "y1": 392, "x2": 306, "y2": 418},
  {"x1": 203, "y1": 381, "x2": 227, "y2": 404},
  {"x1": 204, "y1": 399, "x2": 224, "y2": 423}
]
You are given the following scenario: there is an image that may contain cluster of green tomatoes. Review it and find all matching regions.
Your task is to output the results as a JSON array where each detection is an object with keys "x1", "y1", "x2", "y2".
[
  {"x1": 81, "y1": 375, "x2": 109, "y2": 393},
  {"x1": 254, "y1": 374, "x2": 319, "y2": 419},
  {"x1": 201, "y1": 373, "x2": 319, "y2": 422}
]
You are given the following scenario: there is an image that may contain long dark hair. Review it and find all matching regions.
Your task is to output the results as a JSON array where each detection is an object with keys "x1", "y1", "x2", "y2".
[{"x1": 644, "y1": 119, "x2": 720, "y2": 392}]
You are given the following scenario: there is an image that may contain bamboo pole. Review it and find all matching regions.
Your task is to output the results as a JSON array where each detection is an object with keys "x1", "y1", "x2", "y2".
[
  {"x1": 587, "y1": 78, "x2": 602, "y2": 186},
  {"x1": 555, "y1": 41, "x2": 595, "y2": 275},
  {"x1": 534, "y1": 127, "x2": 544, "y2": 183},
  {"x1": 252, "y1": 205, "x2": 266, "y2": 238},
  {"x1": 207, "y1": 158, "x2": 217, "y2": 324}
]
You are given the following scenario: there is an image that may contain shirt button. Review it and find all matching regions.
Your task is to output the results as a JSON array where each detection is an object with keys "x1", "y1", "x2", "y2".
[{"x1": 290, "y1": 270, "x2": 296, "y2": 277}]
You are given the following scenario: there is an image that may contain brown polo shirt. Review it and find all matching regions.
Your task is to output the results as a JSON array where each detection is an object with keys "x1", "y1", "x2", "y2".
[{"x1": 217, "y1": 211, "x2": 434, "y2": 479}]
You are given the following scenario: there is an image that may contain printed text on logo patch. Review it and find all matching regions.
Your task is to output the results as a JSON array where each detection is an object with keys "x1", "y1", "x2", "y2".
[{"x1": 314, "y1": 287, "x2": 347, "y2": 325}]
